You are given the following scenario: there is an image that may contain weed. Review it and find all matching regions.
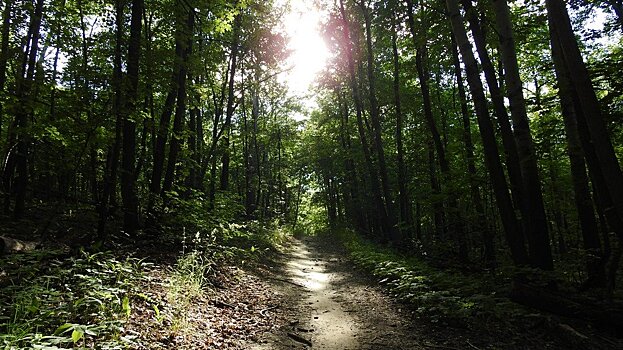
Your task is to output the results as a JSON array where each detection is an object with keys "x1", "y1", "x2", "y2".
[
  {"x1": 166, "y1": 251, "x2": 213, "y2": 333},
  {"x1": 0, "y1": 250, "x2": 148, "y2": 349}
]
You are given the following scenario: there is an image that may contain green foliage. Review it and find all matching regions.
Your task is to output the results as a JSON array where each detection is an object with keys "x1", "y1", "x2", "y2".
[
  {"x1": 336, "y1": 229, "x2": 526, "y2": 327},
  {"x1": 0, "y1": 250, "x2": 148, "y2": 349},
  {"x1": 293, "y1": 188, "x2": 330, "y2": 236},
  {"x1": 160, "y1": 190, "x2": 246, "y2": 251},
  {"x1": 158, "y1": 189, "x2": 292, "y2": 263}
]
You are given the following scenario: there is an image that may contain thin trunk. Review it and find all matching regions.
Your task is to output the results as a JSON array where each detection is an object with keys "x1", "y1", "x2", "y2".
[
  {"x1": 461, "y1": 0, "x2": 524, "y2": 212},
  {"x1": 391, "y1": 13, "x2": 413, "y2": 239},
  {"x1": 13, "y1": 0, "x2": 44, "y2": 219},
  {"x1": 78, "y1": 0, "x2": 98, "y2": 203},
  {"x1": 492, "y1": 0, "x2": 553, "y2": 270},
  {"x1": 220, "y1": 14, "x2": 241, "y2": 191},
  {"x1": 360, "y1": 3, "x2": 397, "y2": 241},
  {"x1": 550, "y1": 28, "x2": 604, "y2": 286},
  {"x1": 451, "y1": 34, "x2": 495, "y2": 267},
  {"x1": 0, "y1": 0, "x2": 12, "y2": 142},
  {"x1": 408, "y1": 0, "x2": 467, "y2": 259},
  {"x1": 187, "y1": 96, "x2": 198, "y2": 188},
  {"x1": 97, "y1": 0, "x2": 124, "y2": 238},
  {"x1": 120, "y1": 0, "x2": 143, "y2": 234},
  {"x1": 428, "y1": 142, "x2": 445, "y2": 238},
  {"x1": 446, "y1": 0, "x2": 529, "y2": 266},
  {"x1": 163, "y1": 4, "x2": 193, "y2": 195},
  {"x1": 339, "y1": 0, "x2": 386, "y2": 236}
]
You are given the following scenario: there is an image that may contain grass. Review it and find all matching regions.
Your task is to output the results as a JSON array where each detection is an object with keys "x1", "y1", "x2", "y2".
[{"x1": 166, "y1": 251, "x2": 213, "y2": 333}]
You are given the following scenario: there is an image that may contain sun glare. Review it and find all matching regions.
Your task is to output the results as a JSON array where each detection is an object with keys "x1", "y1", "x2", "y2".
[{"x1": 281, "y1": 0, "x2": 329, "y2": 99}]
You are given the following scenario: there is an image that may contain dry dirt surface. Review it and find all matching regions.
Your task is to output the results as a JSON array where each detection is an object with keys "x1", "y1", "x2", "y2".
[{"x1": 250, "y1": 236, "x2": 480, "y2": 350}]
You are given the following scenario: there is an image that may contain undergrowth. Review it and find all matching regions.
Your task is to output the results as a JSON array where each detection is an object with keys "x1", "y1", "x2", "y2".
[
  {"x1": 335, "y1": 229, "x2": 529, "y2": 328},
  {"x1": 0, "y1": 250, "x2": 148, "y2": 349},
  {"x1": 0, "y1": 193, "x2": 292, "y2": 349}
]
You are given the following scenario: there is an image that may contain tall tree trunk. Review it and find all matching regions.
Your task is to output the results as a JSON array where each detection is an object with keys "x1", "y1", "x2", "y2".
[
  {"x1": 150, "y1": 89, "x2": 176, "y2": 200},
  {"x1": 428, "y1": 141, "x2": 445, "y2": 238},
  {"x1": 461, "y1": 0, "x2": 524, "y2": 212},
  {"x1": 451, "y1": 34, "x2": 495, "y2": 267},
  {"x1": 187, "y1": 86, "x2": 198, "y2": 189},
  {"x1": 0, "y1": 0, "x2": 12, "y2": 142},
  {"x1": 407, "y1": 0, "x2": 467, "y2": 259},
  {"x1": 245, "y1": 76, "x2": 259, "y2": 215},
  {"x1": 360, "y1": 3, "x2": 398, "y2": 242},
  {"x1": 391, "y1": 13, "x2": 413, "y2": 239},
  {"x1": 446, "y1": 0, "x2": 529, "y2": 266},
  {"x1": 120, "y1": 0, "x2": 144, "y2": 234},
  {"x1": 550, "y1": 28, "x2": 604, "y2": 286},
  {"x1": 163, "y1": 4, "x2": 193, "y2": 195},
  {"x1": 492, "y1": 0, "x2": 553, "y2": 270},
  {"x1": 338, "y1": 90, "x2": 365, "y2": 232},
  {"x1": 220, "y1": 14, "x2": 241, "y2": 191},
  {"x1": 12, "y1": 0, "x2": 44, "y2": 219},
  {"x1": 77, "y1": 0, "x2": 98, "y2": 203},
  {"x1": 97, "y1": 0, "x2": 124, "y2": 238},
  {"x1": 546, "y1": 0, "x2": 623, "y2": 241},
  {"x1": 338, "y1": 0, "x2": 386, "y2": 237}
]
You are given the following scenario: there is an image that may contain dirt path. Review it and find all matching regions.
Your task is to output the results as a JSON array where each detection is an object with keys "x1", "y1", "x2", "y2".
[{"x1": 251, "y1": 236, "x2": 432, "y2": 350}]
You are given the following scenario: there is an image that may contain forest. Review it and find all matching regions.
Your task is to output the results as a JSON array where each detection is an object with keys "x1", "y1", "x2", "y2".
[{"x1": 1, "y1": 0, "x2": 623, "y2": 348}]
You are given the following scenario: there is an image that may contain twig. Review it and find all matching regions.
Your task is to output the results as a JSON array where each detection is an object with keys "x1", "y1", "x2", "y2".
[
  {"x1": 268, "y1": 277, "x2": 306, "y2": 288},
  {"x1": 467, "y1": 341, "x2": 482, "y2": 350},
  {"x1": 287, "y1": 332, "x2": 312, "y2": 347},
  {"x1": 260, "y1": 305, "x2": 279, "y2": 317}
]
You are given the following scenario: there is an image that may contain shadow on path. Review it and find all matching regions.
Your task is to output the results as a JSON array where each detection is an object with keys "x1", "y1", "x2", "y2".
[{"x1": 251, "y1": 235, "x2": 425, "y2": 350}]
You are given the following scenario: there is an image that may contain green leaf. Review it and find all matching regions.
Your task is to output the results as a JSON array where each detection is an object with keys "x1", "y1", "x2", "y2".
[
  {"x1": 54, "y1": 323, "x2": 73, "y2": 335},
  {"x1": 122, "y1": 295, "x2": 131, "y2": 317},
  {"x1": 71, "y1": 329, "x2": 84, "y2": 343}
]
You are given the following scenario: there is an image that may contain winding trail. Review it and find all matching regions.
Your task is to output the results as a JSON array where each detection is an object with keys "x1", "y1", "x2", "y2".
[{"x1": 252, "y1": 236, "x2": 427, "y2": 350}]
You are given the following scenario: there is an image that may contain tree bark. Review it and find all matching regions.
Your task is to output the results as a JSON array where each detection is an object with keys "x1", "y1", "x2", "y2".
[
  {"x1": 446, "y1": 0, "x2": 529, "y2": 266},
  {"x1": 407, "y1": 0, "x2": 467, "y2": 258},
  {"x1": 546, "y1": 0, "x2": 623, "y2": 239},
  {"x1": 492, "y1": 0, "x2": 553, "y2": 270},
  {"x1": 390, "y1": 14, "x2": 413, "y2": 238},
  {"x1": 461, "y1": 0, "x2": 524, "y2": 212},
  {"x1": 163, "y1": 3, "x2": 193, "y2": 195},
  {"x1": 451, "y1": 34, "x2": 495, "y2": 267},
  {"x1": 12, "y1": 0, "x2": 44, "y2": 219},
  {"x1": 338, "y1": 0, "x2": 387, "y2": 237},
  {"x1": 360, "y1": 2, "x2": 398, "y2": 242},
  {"x1": 120, "y1": 0, "x2": 144, "y2": 234},
  {"x1": 0, "y1": 0, "x2": 12, "y2": 142},
  {"x1": 97, "y1": 0, "x2": 125, "y2": 238},
  {"x1": 549, "y1": 28, "x2": 604, "y2": 286},
  {"x1": 220, "y1": 14, "x2": 242, "y2": 191}
]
